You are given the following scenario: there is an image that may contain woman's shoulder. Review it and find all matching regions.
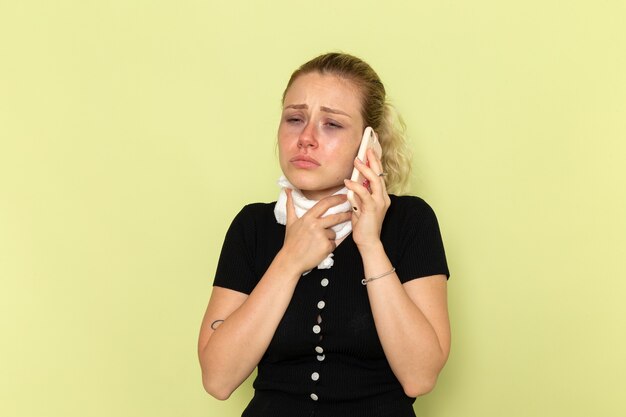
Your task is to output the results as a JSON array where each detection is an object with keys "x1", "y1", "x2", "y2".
[
  {"x1": 228, "y1": 201, "x2": 279, "y2": 230},
  {"x1": 385, "y1": 194, "x2": 445, "y2": 234},
  {"x1": 385, "y1": 194, "x2": 450, "y2": 280},
  {"x1": 388, "y1": 194, "x2": 438, "y2": 217},
  {"x1": 237, "y1": 201, "x2": 277, "y2": 216}
]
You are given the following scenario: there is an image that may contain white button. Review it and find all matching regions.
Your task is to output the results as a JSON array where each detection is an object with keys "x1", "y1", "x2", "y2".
[
  {"x1": 315, "y1": 346, "x2": 324, "y2": 354},
  {"x1": 317, "y1": 354, "x2": 325, "y2": 361},
  {"x1": 317, "y1": 301, "x2": 325, "y2": 309},
  {"x1": 311, "y1": 372, "x2": 320, "y2": 381},
  {"x1": 312, "y1": 325, "x2": 321, "y2": 334},
  {"x1": 321, "y1": 278, "x2": 329, "y2": 287},
  {"x1": 310, "y1": 393, "x2": 318, "y2": 401}
]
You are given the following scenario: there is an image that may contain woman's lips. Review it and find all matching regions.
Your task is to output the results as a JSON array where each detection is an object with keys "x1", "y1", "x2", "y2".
[{"x1": 290, "y1": 155, "x2": 320, "y2": 169}]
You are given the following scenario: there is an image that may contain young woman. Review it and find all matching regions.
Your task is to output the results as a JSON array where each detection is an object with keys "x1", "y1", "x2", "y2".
[{"x1": 198, "y1": 52, "x2": 450, "y2": 417}]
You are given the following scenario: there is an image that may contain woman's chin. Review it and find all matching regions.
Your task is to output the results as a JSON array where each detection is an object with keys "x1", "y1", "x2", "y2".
[
  {"x1": 282, "y1": 171, "x2": 346, "y2": 198},
  {"x1": 302, "y1": 185, "x2": 346, "y2": 200}
]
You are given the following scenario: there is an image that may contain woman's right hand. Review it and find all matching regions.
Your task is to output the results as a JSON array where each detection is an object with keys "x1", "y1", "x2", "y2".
[{"x1": 279, "y1": 189, "x2": 352, "y2": 275}]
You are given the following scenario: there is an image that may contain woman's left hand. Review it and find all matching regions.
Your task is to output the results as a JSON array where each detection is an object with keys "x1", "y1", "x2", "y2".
[{"x1": 344, "y1": 148, "x2": 391, "y2": 249}]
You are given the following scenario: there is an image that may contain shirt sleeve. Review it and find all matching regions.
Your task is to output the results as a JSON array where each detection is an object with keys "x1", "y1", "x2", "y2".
[
  {"x1": 212, "y1": 205, "x2": 258, "y2": 294},
  {"x1": 392, "y1": 196, "x2": 450, "y2": 283}
]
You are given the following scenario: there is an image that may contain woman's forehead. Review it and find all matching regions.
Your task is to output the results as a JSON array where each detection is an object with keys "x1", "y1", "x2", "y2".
[{"x1": 283, "y1": 72, "x2": 362, "y2": 112}]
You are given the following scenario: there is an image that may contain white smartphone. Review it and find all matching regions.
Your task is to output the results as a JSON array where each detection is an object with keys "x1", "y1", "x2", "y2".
[{"x1": 347, "y1": 126, "x2": 382, "y2": 211}]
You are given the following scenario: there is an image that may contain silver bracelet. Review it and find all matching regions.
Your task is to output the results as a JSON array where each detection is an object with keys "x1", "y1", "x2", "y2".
[{"x1": 361, "y1": 267, "x2": 396, "y2": 285}]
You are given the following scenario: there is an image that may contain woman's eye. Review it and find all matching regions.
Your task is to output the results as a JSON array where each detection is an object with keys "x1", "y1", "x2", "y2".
[
  {"x1": 325, "y1": 121, "x2": 342, "y2": 128},
  {"x1": 286, "y1": 116, "x2": 303, "y2": 124}
]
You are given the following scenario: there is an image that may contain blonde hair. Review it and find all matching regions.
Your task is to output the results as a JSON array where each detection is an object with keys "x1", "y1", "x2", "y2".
[{"x1": 282, "y1": 52, "x2": 412, "y2": 194}]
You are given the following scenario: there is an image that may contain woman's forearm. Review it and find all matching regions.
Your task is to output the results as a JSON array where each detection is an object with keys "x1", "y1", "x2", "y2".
[
  {"x1": 359, "y1": 241, "x2": 450, "y2": 397},
  {"x1": 198, "y1": 253, "x2": 301, "y2": 399}
]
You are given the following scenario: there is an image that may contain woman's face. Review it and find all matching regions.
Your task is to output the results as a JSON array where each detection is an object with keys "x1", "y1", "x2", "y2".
[{"x1": 278, "y1": 72, "x2": 365, "y2": 200}]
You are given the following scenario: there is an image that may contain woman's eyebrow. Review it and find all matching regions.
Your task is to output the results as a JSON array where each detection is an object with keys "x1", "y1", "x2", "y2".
[
  {"x1": 284, "y1": 104, "x2": 307, "y2": 110},
  {"x1": 320, "y1": 106, "x2": 351, "y2": 118},
  {"x1": 284, "y1": 104, "x2": 351, "y2": 118}
]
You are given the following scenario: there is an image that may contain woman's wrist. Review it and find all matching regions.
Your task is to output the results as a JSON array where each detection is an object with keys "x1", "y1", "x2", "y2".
[
  {"x1": 272, "y1": 248, "x2": 308, "y2": 280},
  {"x1": 358, "y1": 241, "x2": 396, "y2": 287},
  {"x1": 355, "y1": 238, "x2": 385, "y2": 254}
]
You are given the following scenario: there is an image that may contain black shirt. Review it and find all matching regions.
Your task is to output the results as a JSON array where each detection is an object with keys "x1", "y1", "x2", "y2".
[{"x1": 214, "y1": 195, "x2": 449, "y2": 417}]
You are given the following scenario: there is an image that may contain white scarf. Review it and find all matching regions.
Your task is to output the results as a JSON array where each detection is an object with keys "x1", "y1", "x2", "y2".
[{"x1": 274, "y1": 175, "x2": 352, "y2": 270}]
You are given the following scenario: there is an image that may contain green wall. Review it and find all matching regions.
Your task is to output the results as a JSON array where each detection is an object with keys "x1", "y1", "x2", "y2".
[{"x1": 1, "y1": 1, "x2": 625, "y2": 416}]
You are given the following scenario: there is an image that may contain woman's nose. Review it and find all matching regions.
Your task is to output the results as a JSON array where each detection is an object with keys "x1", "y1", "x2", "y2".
[{"x1": 297, "y1": 123, "x2": 318, "y2": 149}]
